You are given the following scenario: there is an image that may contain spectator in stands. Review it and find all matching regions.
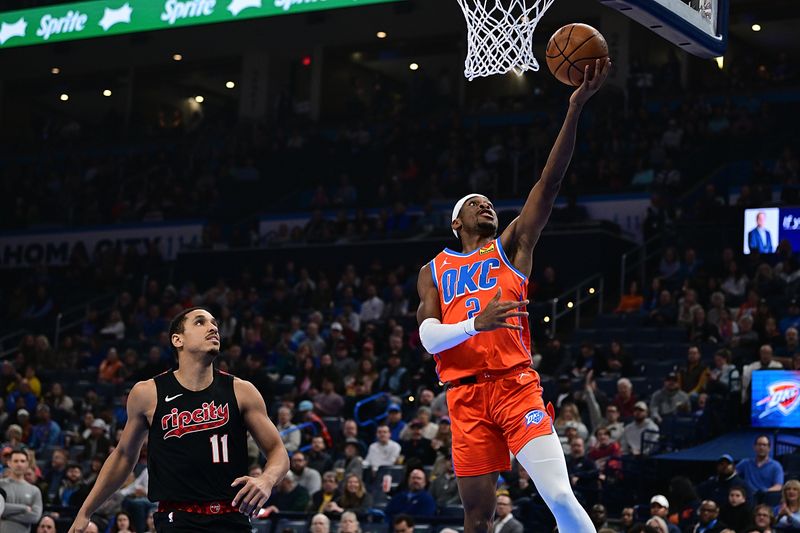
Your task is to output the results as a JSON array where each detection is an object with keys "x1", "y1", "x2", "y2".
[
  {"x1": 750, "y1": 504, "x2": 776, "y2": 533},
  {"x1": 736, "y1": 436, "x2": 783, "y2": 495},
  {"x1": 698, "y1": 454, "x2": 751, "y2": 506},
  {"x1": 779, "y1": 299, "x2": 800, "y2": 334},
  {"x1": 35, "y1": 515, "x2": 57, "y2": 533},
  {"x1": 265, "y1": 471, "x2": 310, "y2": 513},
  {"x1": 308, "y1": 471, "x2": 341, "y2": 514},
  {"x1": 775, "y1": 327, "x2": 799, "y2": 365},
  {"x1": 668, "y1": 477, "x2": 702, "y2": 531},
  {"x1": 310, "y1": 513, "x2": 331, "y2": 533},
  {"x1": 385, "y1": 404, "x2": 407, "y2": 442},
  {"x1": 588, "y1": 427, "x2": 621, "y2": 479},
  {"x1": 334, "y1": 438, "x2": 364, "y2": 481},
  {"x1": 742, "y1": 345, "x2": 784, "y2": 401},
  {"x1": 307, "y1": 436, "x2": 334, "y2": 475},
  {"x1": 46, "y1": 382, "x2": 75, "y2": 420},
  {"x1": 0, "y1": 450, "x2": 42, "y2": 531},
  {"x1": 774, "y1": 479, "x2": 800, "y2": 529},
  {"x1": 290, "y1": 451, "x2": 322, "y2": 495},
  {"x1": 15, "y1": 409, "x2": 32, "y2": 442},
  {"x1": 28, "y1": 405, "x2": 60, "y2": 454},
  {"x1": 57, "y1": 462, "x2": 84, "y2": 507},
  {"x1": 364, "y1": 424, "x2": 401, "y2": 473},
  {"x1": 678, "y1": 346, "x2": 711, "y2": 398},
  {"x1": 717, "y1": 308, "x2": 739, "y2": 345},
  {"x1": 707, "y1": 292, "x2": 728, "y2": 328},
  {"x1": 707, "y1": 350, "x2": 740, "y2": 396},
  {"x1": 3, "y1": 425, "x2": 23, "y2": 451},
  {"x1": 650, "y1": 373, "x2": 690, "y2": 423},
  {"x1": 620, "y1": 401, "x2": 659, "y2": 456},
  {"x1": 620, "y1": 507, "x2": 635, "y2": 531},
  {"x1": 330, "y1": 473, "x2": 372, "y2": 515},
  {"x1": 276, "y1": 406, "x2": 300, "y2": 453},
  {"x1": 648, "y1": 290, "x2": 677, "y2": 326},
  {"x1": 81, "y1": 419, "x2": 111, "y2": 461},
  {"x1": 430, "y1": 454, "x2": 459, "y2": 507},
  {"x1": 612, "y1": 377, "x2": 638, "y2": 419},
  {"x1": 650, "y1": 495, "x2": 681, "y2": 533},
  {"x1": 718, "y1": 486, "x2": 751, "y2": 533},
  {"x1": 375, "y1": 354, "x2": 409, "y2": 397},
  {"x1": 677, "y1": 289, "x2": 703, "y2": 328},
  {"x1": 555, "y1": 403, "x2": 589, "y2": 443},
  {"x1": 566, "y1": 437, "x2": 599, "y2": 503},
  {"x1": 572, "y1": 342, "x2": 606, "y2": 377},
  {"x1": 384, "y1": 468, "x2": 436, "y2": 521},
  {"x1": 360, "y1": 284, "x2": 385, "y2": 323},
  {"x1": 111, "y1": 510, "x2": 134, "y2": 533},
  {"x1": 646, "y1": 516, "x2": 669, "y2": 533},
  {"x1": 604, "y1": 340, "x2": 634, "y2": 376},
  {"x1": 8, "y1": 381, "x2": 37, "y2": 414},
  {"x1": 691, "y1": 500, "x2": 728, "y2": 533},
  {"x1": 400, "y1": 406, "x2": 438, "y2": 441},
  {"x1": 690, "y1": 308, "x2": 720, "y2": 345},
  {"x1": 392, "y1": 515, "x2": 415, "y2": 533},
  {"x1": 100, "y1": 310, "x2": 125, "y2": 340},
  {"x1": 314, "y1": 377, "x2": 344, "y2": 417},
  {"x1": 98, "y1": 348, "x2": 124, "y2": 385},
  {"x1": 616, "y1": 281, "x2": 644, "y2": 314},
  {"x1": 336, "y1": 511, "x2": 362, "y2": 533},
  {"x1": 494, "y1": 493, "x2": 523, "y2": 533},
  {"x1": 400, "y1": 419, "x2": 437, "y2": 466},
  {"x1": 41, "y1": 448, "x2": 67, "y2": 504}
]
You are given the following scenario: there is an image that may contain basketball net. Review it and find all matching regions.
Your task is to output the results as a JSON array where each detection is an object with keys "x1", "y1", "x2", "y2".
[{"x1": 456, "y1": 0, "x2": 556, "y2": 80}]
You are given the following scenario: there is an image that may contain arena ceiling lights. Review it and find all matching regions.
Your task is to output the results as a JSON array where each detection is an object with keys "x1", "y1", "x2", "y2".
[{"x1": 0, "y1": 0, "x2": 400, "y2": 50}]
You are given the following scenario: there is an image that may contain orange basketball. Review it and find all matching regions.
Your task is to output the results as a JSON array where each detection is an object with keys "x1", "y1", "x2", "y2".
[{"x1": 546, "y1": 23, "x2": 609, "y2": 86}]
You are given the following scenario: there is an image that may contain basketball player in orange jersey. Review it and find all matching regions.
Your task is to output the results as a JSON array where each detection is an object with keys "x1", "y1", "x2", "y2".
[{"x1": 417, "y1": 58, "x2": 610, "y2": 533}]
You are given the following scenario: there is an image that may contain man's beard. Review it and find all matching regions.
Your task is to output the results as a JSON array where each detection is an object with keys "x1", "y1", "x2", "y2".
[{"x1": 475, "y1": 220, "x2": 497, "y2": 236}]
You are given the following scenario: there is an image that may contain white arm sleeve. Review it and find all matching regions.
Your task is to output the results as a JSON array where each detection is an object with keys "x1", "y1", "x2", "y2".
[{"x1": 418, "y1": 317, "x2": 478, "y2": 354}]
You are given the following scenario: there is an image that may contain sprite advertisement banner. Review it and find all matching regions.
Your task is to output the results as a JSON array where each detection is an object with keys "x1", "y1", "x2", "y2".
[{"x1": 0, "y1": 0, "x2": 398, "y2": 49}]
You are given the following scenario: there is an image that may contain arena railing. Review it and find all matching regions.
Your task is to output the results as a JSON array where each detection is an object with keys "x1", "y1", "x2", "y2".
[
  {"x1": 619, "y1": 234, "x2": 664, "y2": 301},
  {"x1": 543, "y1": 273, "x2": 604, "y2": 337}
]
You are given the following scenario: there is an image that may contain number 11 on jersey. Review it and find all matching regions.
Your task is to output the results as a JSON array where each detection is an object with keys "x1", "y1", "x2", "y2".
[{"x1": 210, "y1": 433, "x2": 229, "y2": 463}]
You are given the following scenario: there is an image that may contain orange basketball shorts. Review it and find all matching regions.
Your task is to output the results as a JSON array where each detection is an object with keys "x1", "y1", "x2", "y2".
[{"x1": 447, "y1": 369, "x2": 553, "y2": 477}]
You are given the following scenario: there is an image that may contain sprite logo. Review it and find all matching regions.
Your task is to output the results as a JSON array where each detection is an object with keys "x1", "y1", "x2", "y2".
[
  {"x1": 756, "y1": 381, "x2": 800, "y2": 418},
  {"x1": 161, "y1": 0, "x2": 217, "y2": 25},
  {"x1": 36, "y1": 10, "x2": 88, "y2": 40}
]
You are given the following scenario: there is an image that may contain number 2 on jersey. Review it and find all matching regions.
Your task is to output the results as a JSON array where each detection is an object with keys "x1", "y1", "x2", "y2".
[
  {"x1": 465, "y1": 297, "x2": 481, "y2": 319},
  {"x1": 210, "y1": 433, "x2": 229, "y2": 463}
]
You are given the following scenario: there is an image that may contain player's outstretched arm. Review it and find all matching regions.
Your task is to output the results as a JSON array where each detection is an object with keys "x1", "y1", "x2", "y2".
[
  {"x1": 69, "y1": 380, "x2": 154, "y2": 533},
  {"x1": 502, "y1": 58, "x2": 611, "y2": 254},
  {"x1": 233, "y1": 379, "x2": 290, "y2": 517}
]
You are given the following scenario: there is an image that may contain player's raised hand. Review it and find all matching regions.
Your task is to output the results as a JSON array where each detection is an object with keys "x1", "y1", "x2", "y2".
[
  {"x1": 231, "y1": 475, "x2": 275, "y2": 518},
  {"x1": 569, "y1": 57, "x2": 611, "y2": 107},
  {"x1": 474, "y1": 287, "x2": 529, "y2": 332}
]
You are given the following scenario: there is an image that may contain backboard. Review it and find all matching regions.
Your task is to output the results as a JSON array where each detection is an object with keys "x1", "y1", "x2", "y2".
[{"x1": 596, "y1": 0, "x2": 728, "y2": 58}]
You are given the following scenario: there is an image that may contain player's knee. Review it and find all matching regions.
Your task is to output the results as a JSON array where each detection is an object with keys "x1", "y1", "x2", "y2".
[{"x1": 545, "y1": 485, "x2": 577, "y2": 510}]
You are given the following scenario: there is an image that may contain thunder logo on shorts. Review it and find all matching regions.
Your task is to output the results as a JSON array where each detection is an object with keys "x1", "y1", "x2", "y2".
[{"x1": 429, "y1": 238, "x2": 532, "y2": 383}]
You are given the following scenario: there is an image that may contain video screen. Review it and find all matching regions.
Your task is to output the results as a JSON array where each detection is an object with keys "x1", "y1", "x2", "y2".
[{"x1": 751, "y1": 370, "x2": 800, "y2": 428}]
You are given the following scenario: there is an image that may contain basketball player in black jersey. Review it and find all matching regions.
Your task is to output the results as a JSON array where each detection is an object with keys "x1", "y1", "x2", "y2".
[{"x1": 69, "y1": 307, "x2": 290, "y2": 533}]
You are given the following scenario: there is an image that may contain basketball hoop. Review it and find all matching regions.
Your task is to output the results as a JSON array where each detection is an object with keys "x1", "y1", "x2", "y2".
[{"x1": 456, "y1": 0, "x2": 556, "y2": 80}]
